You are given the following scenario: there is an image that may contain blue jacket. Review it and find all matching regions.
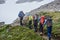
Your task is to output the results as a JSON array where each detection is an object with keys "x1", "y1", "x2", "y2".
[{"x1": 18, "y1": 11, "x2": 25, "y2": 17}]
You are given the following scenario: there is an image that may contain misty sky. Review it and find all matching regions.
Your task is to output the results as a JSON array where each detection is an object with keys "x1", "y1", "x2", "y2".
[{"x1": 0, "y1": 0, "x2": 54, "y2": 24}]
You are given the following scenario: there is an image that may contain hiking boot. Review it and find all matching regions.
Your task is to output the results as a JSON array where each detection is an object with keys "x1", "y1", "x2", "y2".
[
  {"x1": 40, "y1": 32, "x2": 43, "y2": 36},
  {"x1": 48, "y1": 37, "x2": 51, "y2": 40}
]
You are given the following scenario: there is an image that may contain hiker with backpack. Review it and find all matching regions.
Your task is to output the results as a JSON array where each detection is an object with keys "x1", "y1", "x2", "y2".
[
  {"x1": 33, "y1": 14, "x2": 39, "y2": 32},
  {"x1": 18, "y1": 11, "x2": 25, "y2": 26},
  {"x1": 39, "y1": 15, "x2": 45, "y2": 35},
  {"x1": 46, "y1": 16, "x2": 52, "y2": 40},
  {"x1": 28, "y1": 15, "x2": 33, "y2": 29}
]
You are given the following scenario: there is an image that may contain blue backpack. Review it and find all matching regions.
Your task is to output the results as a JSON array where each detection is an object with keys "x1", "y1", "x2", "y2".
[{"x1": 18, "y1": 11, "x2": 25, "y2": 17}]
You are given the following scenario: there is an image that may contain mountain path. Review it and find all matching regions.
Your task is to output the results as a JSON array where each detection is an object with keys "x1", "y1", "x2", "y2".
[
  {"x1": 22, "y1": 26, "x2": 56, "y2": 40},
  {"x1": 36, "y1": 32, "x2": 55, "y2": 40}
]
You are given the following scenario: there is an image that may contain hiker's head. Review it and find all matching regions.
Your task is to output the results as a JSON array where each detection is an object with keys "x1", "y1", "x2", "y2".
[
  {"x1": 46, "y1": 15, "x2": 52, "y2": 19},
  {"x1": 35, "y1": 14, "x2": 38, "y2": 16},
  {"x1": 20, "y1": 11, "x2": 23, "y2": 13},
  {"x1": 41, "y1": 16, "x2": 45, "y2": 19}
]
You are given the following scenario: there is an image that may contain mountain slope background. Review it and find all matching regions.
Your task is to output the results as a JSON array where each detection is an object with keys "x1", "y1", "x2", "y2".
[
  {"x1": 11, "y1": 0, "x2": 60, "y2": 39},
  {"x1": 12, "y1": 0, "x2": 60, "y2": 25},
  {"x1": 0, "y1": 0, "x2": 5, "y2": 4},
  {"x1": 16, "y1": 0, "x2": 43, "y2": 3},
  {"x1": 29, "y1": 0, "x2": 60, "y2": 15}
]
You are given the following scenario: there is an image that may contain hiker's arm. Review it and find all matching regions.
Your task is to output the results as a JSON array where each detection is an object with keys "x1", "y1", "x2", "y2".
[{"x1": 44, "y1": 19, "x2": 47, "y2": 25}]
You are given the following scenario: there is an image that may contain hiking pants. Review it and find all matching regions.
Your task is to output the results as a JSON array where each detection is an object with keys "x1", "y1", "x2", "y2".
[
  {"x1": 34, "y1": 24, "x2": 38, "y2": 32},
  {"x1": 39, "y1": 23, "x2": 43, "y2": 33},
  {"x1": 29, "y1": 20, "x2": 32, "y2": 29},
  {"x1": 34, "y1": 20, "x2": 38, "y2": 32},
  {"x1": 47, "y1": 26, "x2": 52, "y2": 40},
  {"x1": 20, "y1": 17, "x2": 23, "y2": 26}
]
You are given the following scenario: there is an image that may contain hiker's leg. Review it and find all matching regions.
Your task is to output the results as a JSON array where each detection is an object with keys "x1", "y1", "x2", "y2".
[
  {"x1": 36, "y1": 24, "x2": 38, "y2": 32},
  {"x1": 49, "y1": 37, "x2": 51, "y2": 40},
  {"x1": 39, "y1": 23, "x2": 43, "y2": 32},
  {"x1": 20, "y1": 17, "x2": 23, "y2": 26},
  {"x1": 49, "y1": 26, "x2": 52, "y2": 40},
  {"x1": 30, "y1": 20, "x2": 32, "y2": 29},
  {"x1": 21, "y1": 17, "x2": 23, "y2": 26},
  {"x1": 39, "y1": 23, "x2": 41, "y2": 32},
  {"x1": 34, "y1": 25, "x2": 36, "y2": 32},
  {"x1": 29, "y1": 21, "x2": 30, "y2": 29},
  {"x1": 31, "y1": 20, "x2": 32, "y2": 29},
  {"x1": 20, "y1": 18, "x2": 22, "y2": 26},
  {"x1": 48, "y1": 33, "x2": 51, "y2": 40},
  {"x1": 42, "y1": 24, "x2": 43, "y2": 33},
  {"x1": 47, "y1": 26, "x2": 52, "y2": 40},
  {"x1": 29, "y1": 20, "x2": 32, "y2": 29},
  {"x1": 34, "y1": 25, "x2": 37, "y2": 32}
]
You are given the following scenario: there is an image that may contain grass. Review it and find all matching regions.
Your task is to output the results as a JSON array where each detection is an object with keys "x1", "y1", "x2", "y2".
[
  {"x1": 0, "y1": 11, "x2": 60, "y2": 40},
  {"x1": 0, "y1": 25, "x2": 45, "y2": 40},
  {"x1": 39, "y1": 11, "x2": 60, "y2": 39},
  {"x1": 24, "y1": 11, "x2": 60, "y2": 39}
]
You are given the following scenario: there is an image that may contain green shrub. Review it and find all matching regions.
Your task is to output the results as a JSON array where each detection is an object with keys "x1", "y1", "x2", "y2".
[{"x1": 0, "y1": 26, "x2": 45, "y2": 40}]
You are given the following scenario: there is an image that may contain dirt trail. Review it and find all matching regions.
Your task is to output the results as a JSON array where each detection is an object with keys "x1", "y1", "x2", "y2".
[
  {"x1": 36, "y1": 32, "x2": 55, "y2": 40},
  {"x1": 42, "y1": 35, "x2": 54, "y2": 40},
  {"x1": 22, "y1": 25, "x2": 57, "y2": 40}
]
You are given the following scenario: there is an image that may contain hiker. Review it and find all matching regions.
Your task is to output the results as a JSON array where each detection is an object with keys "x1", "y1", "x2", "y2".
[
  {"x1": 33, "y1": 14, "x2": 39, "y2": 32},
  {"x1": 18, "y1": 11, "x2": 25, "y2": 26},
  {"x1": 46, "y1": 16, "x2": 52, "y2": 40},
  {"x1": 28, "y1": 15, "x2": 33, "y2": 29},
  {"x1": 39, "y1": 15, "x2": 45, "y2": 35}
]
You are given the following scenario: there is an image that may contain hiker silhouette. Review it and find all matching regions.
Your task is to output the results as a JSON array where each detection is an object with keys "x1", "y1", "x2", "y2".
[{"x1": 18, "y1": 11, "x2": 25, "y2": 26}]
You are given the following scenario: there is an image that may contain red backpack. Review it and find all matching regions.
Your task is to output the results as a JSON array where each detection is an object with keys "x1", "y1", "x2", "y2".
[{"x1": 40, "y1": 16, "x2": 45, "y2": 24}]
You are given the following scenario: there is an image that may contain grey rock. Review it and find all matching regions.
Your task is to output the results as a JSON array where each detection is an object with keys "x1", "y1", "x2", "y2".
[
  {"x1": 29, "y1": 0, "x2": 60, "y2": 15},
  {"x1": 0, "y1": 22, "x2": 5, "y2": 26},
  {"x1": 0, "y1": 0, "x2": 5, "y2": 4}
]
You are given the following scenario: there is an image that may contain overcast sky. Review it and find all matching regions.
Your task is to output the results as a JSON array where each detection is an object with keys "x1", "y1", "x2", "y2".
[{"x1": 0, "y1": 0, "x2": 54, "y2": 24}]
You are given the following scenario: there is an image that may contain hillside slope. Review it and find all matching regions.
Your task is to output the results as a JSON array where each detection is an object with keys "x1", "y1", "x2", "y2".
[
  {"x1": 0, "y1": 26, "x2": 44, "y2": 40},
  {"x1": 16, "y1": 0, "x2": 42, "y2": 3},
  {"x1": 29, "y1": 0, "x2": 60, "y2": 15}
]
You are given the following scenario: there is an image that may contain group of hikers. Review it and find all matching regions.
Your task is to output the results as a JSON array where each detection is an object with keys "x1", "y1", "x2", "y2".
[{"x1": 18, "y1": 11, "x2": 52, "y2": 40}]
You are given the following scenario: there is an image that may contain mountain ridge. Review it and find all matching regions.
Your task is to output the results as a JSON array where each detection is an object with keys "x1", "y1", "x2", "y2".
[
  {"x1": 16, "y1": 0, "x2": 43, "y2": 3},
  {"x1": 29, "y1": 0, "x2": 60, "y2": 15}
]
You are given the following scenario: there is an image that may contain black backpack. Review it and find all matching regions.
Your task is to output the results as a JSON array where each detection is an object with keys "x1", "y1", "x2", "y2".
[{"x1": 47, "y1": 17, "x2": 52, "y2": 26}]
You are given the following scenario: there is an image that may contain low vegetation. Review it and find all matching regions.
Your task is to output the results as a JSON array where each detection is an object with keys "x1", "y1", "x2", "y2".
[
  {"x1": 39, "y1": 11, "x2": 60, "y2": 40},
  {"x1": 0, "y1": 25, "x2": 45, "y2": 40}
]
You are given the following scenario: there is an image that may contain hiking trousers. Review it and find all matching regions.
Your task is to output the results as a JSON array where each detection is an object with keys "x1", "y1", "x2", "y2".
[
  {"x1": 34, "y1": 24, "x2": 38, "y2": 32},
  {"x1": 39, "y1": 23, "x2": 44, "y2": 33},
  {"x1": 47, "y1": 26, "x2": 52, "y2": 40},
  {"x1": 29, "y1": 20, "x2": 32, "y2": 29},
  {"x1": 20, "y1": 17, "x2": 23, "y2": 26},
  {"x1": 34, "y1": 20, "x2": 38, "y2": 32}
]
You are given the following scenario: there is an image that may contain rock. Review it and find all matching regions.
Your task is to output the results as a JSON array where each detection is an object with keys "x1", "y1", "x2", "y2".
[
  {"x1": 0, "y1": 22, "x2": 5, "y2": 27},
  {"x1": 16, "y1": 0, "x2": 43, "y2": 3},
  {"x1": 29, "y1": 0, "x2": 60, "y2": 15},
  {"x1": 0, "y1": 0, "x2": 5, "y2": 4}
]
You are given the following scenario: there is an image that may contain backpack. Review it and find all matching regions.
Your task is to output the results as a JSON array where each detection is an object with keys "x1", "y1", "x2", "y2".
[
  {"x1": 40, "y1": 16, "x2": 45, "y2": 24},
  {"x1": 18, "y1": 11, "x2": 25, "y2": 17},
  {"x1": 47, "y1": 18, "x2": 52, "y2": 26},
  {"x1": 29, "y1": 16, "x2": 33, "y2": 21}
]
